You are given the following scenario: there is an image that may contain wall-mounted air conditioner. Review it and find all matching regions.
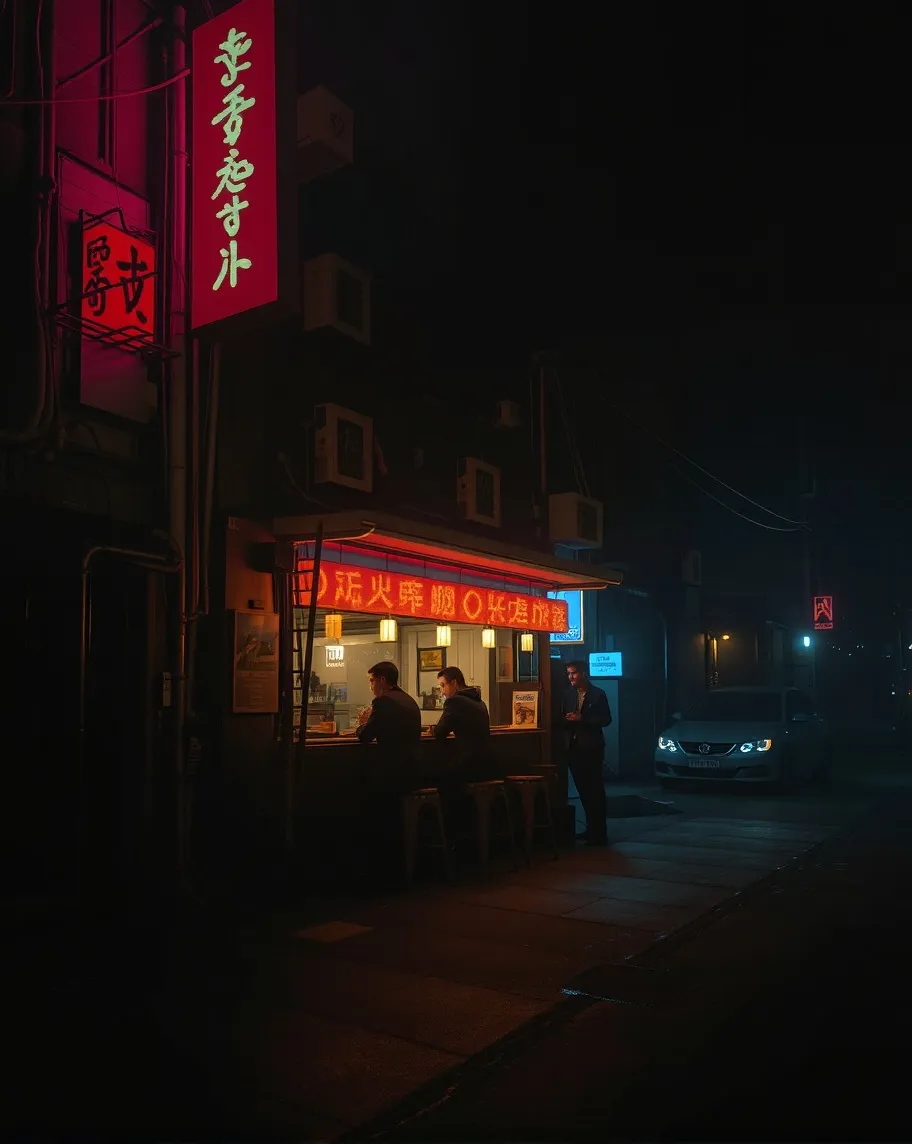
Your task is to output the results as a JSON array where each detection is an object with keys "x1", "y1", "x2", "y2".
[
  {"x1": 549, "y1": 492, "x2": 603, "y2": 549},
  {"x1": 457, "y1": 458, "x2": 502, "y2": 528},
  {"x1": 314, "y1": 403, "x2": 373, "y2": 493},
  {"x1": 682, "y1": 549, "x2": 703, "y2": 586},
  {"x1": 296, "y1": 86, "x2": 353, "y2": 182},
  {"x1": 303, "y1": 254, "x2": 371, "y2": 345}
]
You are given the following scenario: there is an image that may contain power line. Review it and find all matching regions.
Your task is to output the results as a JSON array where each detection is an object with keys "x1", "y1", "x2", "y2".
[
  {"x1": 1, "y1": 68, "x2": 188, "y2": 105},
  {"x1": 553, "y1": 368, "x2": 590, "y2": 497},
  {"x1": 615, "y1": 406, "x2": 809, "y2": 526},
  {"x1": 669, "y1": 461, "x2": 807, "y2": 532}
]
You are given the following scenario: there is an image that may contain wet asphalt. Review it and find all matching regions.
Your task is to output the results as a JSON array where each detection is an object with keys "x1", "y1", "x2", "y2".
[
  {"x1": 5, "y1": 744, "x2": 910, "y2": 1142},
  {"x1": 366, "y1": 757, "x2": 912, "y2": 1143}
]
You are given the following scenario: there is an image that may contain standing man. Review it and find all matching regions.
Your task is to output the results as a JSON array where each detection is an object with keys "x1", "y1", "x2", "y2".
[
  {"x1": 434, "y1": 666, "x2": 492, "y2": 784},
  {"x1": 561, "y1": 660, "x2": 612, "y2": 846}
]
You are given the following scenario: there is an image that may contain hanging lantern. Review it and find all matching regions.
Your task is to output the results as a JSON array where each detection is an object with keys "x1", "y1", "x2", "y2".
[
  {"x1": 481, "y1": 627, "x2": 496, "y2": 649},
  {"x1": 520, "y1": 631, "x2": 534, "y2": 653},
  {"x1": 436, "y1": 624, "x2": 452, "y2": 647},
  {"x1": 379, "y1": 616, "x2": 398, "y2": 642},
  {"x1": 324, "y1": 613, "x2": 343, "y2": 641}
]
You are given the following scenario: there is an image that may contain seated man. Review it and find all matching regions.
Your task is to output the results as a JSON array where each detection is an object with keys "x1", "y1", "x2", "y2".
[
  {"x1": 433, "y1": 666, "x2": 493, "y2": 786},
  {"x1": 357, "y1": 660, "x2": 422, "y2": 787},
  {"x1": 355, "y1": 660, "x2": 423, "y2": 878}
]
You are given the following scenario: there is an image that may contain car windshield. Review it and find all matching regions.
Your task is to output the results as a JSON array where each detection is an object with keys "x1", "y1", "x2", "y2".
[{"x1": 683, "y1": 692, "x2": 782, "y2": 723}]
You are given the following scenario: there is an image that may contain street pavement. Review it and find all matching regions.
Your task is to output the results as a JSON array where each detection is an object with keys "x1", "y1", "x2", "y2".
[
  {"x1": 5, "y1": 753, "x2": 897, "y2": 1141},
  {"x1": 366, "y1": 758, "x2": 912, "y2": 1142}
]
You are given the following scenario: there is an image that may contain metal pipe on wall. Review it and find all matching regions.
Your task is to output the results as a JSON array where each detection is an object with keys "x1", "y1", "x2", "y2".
[
  {"x1": 0, "y1": 0, "x2": 56, "y2": 444},
  {"x1": 185, "y1": 337, "x2": 201, "y2": 716},
  {"x1": 166, "y1": 0, "x2": 189, "y2": 889},
  {"x1": 200, "y1": 342, "x2": 221, "y2": 619}
]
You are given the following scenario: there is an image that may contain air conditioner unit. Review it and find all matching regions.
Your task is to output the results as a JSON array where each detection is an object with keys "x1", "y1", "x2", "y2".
[
  {"x1": 314, "y1": 403, "x2": 373, "y2": 493},
  {"x1": 303, "y1": 254, "x2": 371, "y2": 345},
  {"x1": 495, "y1": 400, "x2": 522, "y2": 429},
  {"x1": 682, "y1": 549, "x2": 703, "y2": 586},
  {"x1": 457, "y1": 458, "x2": 501, "y2": 528},
  {"x1": 296, "y1": 86, "x2": 353, "y2": 182},
  {"x1": 549, "y1": 492, "x2": 603, "y2": 549}
]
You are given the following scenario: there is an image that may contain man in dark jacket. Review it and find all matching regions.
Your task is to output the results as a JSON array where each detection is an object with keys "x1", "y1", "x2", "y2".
[
  {"x1": 561, "y1": 660, "x2": 612, "y2": 845},
  {"x1": 433, "y1": 666, "x2": 492, "y2": 783},
  {"x1": 357, "y1": 660, "x2": 422, "y2": 791}
]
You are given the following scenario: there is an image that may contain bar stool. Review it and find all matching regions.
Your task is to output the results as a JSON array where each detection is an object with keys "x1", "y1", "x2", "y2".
[
  {"x1": 401, "y1": 788, "x2": 453, "y2": 885},
  {"x1": 465, "y1": 780, "x2": 519, "y2": 873},
  {"x1": 505, "y1": 775, "x2": 559, "y2": 863}
]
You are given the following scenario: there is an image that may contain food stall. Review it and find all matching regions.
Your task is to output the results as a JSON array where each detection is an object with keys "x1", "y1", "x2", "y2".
[{"x1": 267, "y1": 511, "x2": 621, "y2": 838}]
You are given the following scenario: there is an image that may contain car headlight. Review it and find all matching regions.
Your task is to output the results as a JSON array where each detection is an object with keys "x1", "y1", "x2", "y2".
[
  {"x1": 739, "y1": 739, "x2": 772, "y2": 753},
  {"x1": 658, "y1": 736, "x2": 677, "y2": 752}
]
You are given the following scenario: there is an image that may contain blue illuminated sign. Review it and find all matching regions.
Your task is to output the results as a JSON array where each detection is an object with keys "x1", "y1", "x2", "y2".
[{"x1": 549, "y1": 589, "x2": 584, "y2": 644}]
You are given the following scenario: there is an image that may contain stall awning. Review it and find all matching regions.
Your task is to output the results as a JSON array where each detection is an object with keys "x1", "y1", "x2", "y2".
[{"x1": 271, "y1": 511, "x2": 622, "y2": 591}]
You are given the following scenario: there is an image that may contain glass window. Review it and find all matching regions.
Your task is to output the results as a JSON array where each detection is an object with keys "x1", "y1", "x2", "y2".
[{"x1": 291, "y1": 608, "x2": 495, "y2": 738}]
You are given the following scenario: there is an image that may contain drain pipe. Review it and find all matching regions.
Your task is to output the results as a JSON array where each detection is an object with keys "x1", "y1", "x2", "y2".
[
  {"x1": 165, "y1": 0, "x2": 190, "y2": 891},
  {"x1": 78, "y1": 544, "x2": 181, "y2": 903},
  {"x1": 0, "y1": 0, "x2": 56, "y2": 444}
]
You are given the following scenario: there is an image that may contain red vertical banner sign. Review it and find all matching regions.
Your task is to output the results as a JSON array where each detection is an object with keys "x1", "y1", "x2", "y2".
[
  {"x1": 190, "y1": 0, "x2": 295, "y2": 333},
  {"x1": 813, "y1": 595, "x2": 834, "y2": 630}
]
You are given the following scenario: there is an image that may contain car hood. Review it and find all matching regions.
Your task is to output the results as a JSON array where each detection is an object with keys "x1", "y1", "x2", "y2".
[{"x1": 664, "y1": 721, "x2": 782, "y2": 743}]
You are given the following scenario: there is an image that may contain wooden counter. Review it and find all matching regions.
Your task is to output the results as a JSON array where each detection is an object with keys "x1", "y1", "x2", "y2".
[{"x1": 294, "y1": 727, "x2": 552, "y2": 807}]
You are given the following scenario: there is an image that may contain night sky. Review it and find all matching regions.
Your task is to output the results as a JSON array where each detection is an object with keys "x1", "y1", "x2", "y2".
[{"x1": 292, "y1": 1, "x2": 909, "y2": 641}]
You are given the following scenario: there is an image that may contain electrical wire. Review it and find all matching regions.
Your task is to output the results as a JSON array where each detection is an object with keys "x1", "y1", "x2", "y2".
[
  {"x1": 615, "y1": 406, "x2": 809, "y2": 525},
  {"x1": 56, "y1": 16, "x2": 161, "y2": 91},
  {"x1": 554, "y1": 369, "x2": 590, "y2": 497},
  {"x1": 1, "y1": 68, "x2": 189, "y2": 105},
  {"x1": 669, "y1": 460, "x2": 807, "y2": 532}
]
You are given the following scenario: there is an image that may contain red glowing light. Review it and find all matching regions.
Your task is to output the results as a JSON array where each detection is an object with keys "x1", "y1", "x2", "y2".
[
  {"x1": 190, "y1": 0, "x2": 278, "y2": 330},
  {"x1": 294, "y1": 560, "x2": 569, "y2": 633},
  {"x1": 813, "y1": 595, "x2": 834, "y2": 631},
  {"x1": 81, "y1": 219, "x2": 157, "y2": 344}
]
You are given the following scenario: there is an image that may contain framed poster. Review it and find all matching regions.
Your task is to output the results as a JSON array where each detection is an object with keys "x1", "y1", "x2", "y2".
[
  {"x1": 232, "y1": 609, "x2": 280, "y2": 713},
  {"x1": 511, "y1": 690, "x2": 539, "y2": 728},
  {"x1": 418, "y1": 647, "x2": 445, "y2": 672},
  {"x1": 417, "y1": 646, "x2": 446, "y2": 707}
]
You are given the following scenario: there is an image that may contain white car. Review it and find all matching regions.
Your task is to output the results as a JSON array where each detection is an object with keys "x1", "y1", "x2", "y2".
[{"x1": 654, "y1": 686, "x2": 830, "y2": 788}]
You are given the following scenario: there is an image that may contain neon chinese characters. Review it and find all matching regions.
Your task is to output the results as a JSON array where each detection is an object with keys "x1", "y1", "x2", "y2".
[
  {"x1": 191, "y1": 0, "x2": 279, "y2": 330},
  {"x1": 294, "y1": 559, "x2": 570, "y2": 634},
  {"x1": 81, "y1": 219, "x2": 156, "y2": 344},
  {"x1": 211, "y1": 25, "x2": 255, "y2": 293}
]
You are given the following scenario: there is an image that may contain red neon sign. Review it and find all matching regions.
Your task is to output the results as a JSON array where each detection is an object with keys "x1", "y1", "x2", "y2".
[
  {"x1": 813, "y1": 595, "x2": 834, "y2": 631},
  {"x1": 81, "y1": 219, "x2": 157, "y2": 345},
  {"x1": 295, "y1": 560, "x2": 569, "y2": 633},
  {"x1": 191, "y1": 0, "x2": 278, "y2": 330}
]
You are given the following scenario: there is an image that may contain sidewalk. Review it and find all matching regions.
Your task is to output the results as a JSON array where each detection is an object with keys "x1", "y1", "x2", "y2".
[
  {"x1": 6, "y1": 780, "x2": 872, "y2": 1140},
  {"x1": 154, "y1": 785, "x2": 865, "y2": 1140},
  {"x1": 368, "y1": 781, "x2": 912, "y2": 1142}
]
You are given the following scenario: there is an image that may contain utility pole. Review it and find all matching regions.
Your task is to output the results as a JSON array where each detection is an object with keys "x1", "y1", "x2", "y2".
[{"x1": 800, "y1": 420, "x2": 817, "y2": 697}]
